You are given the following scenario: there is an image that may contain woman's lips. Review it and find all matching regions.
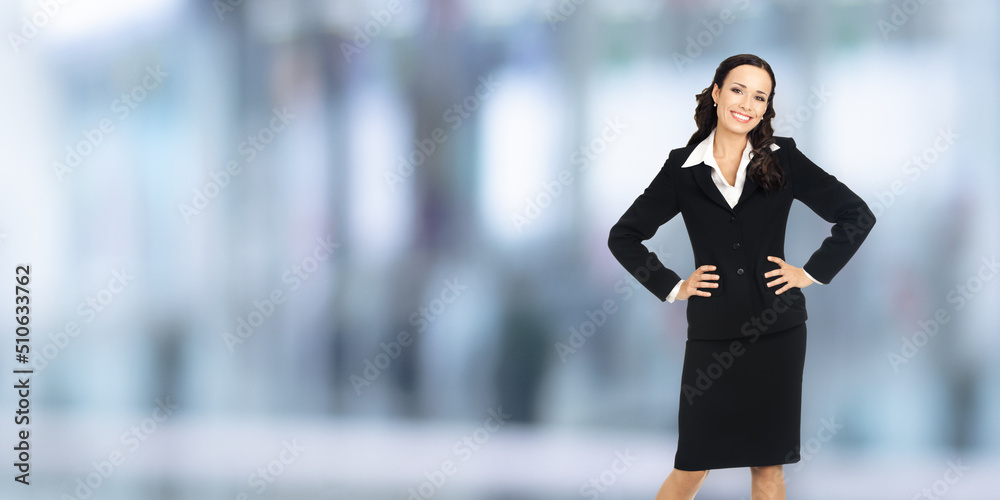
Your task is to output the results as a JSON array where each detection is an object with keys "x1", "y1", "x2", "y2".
[{"x1": 730, "y1": 110, "x2": 752, "y2": 123}]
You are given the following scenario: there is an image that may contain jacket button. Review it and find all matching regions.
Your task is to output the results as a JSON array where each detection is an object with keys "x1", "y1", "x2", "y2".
[
  {"x1": 732, "y1": 242, "x2": 741, "y2": 250},
  {"x1": 736, "y1": 268, "x2": 744, "y2": 276},
  {"x1": 730, "y1": 216, "x2": 738, "y2": 224}
]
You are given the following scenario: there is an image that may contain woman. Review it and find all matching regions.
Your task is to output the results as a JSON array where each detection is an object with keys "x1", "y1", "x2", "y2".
[{"x1": 607, "y1": 54, "x2": 876, "y2": 499}]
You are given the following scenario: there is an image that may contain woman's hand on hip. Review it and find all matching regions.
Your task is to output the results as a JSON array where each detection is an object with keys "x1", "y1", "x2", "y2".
[
  {"x1": 764, "y1": 256, "x2": 814, "y2": 294},
  {"x1": 676, "y1": 265, "x2": 719, "y2": 301}
]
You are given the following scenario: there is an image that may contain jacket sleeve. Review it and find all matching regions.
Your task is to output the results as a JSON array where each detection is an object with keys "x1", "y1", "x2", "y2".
[
  {"x1": 786, "y1": 137, "x2": 876, "y2": 285},
  {"x1": 608, "y1": 155, "x2": 683, "y2": 302}
]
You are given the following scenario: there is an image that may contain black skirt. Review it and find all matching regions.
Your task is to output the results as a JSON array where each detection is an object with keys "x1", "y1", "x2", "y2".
[{"x1": 673, "y1": 322, "x2": 807, "y2": 471}]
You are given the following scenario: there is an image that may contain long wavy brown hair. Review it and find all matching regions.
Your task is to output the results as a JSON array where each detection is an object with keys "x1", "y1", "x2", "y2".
[{"x1": 687, "y1": 54, "x2": 786, "y2": 194}]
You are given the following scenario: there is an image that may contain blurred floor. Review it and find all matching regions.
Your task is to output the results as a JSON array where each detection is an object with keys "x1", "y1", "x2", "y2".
[{"x1": 9, "y1": 413, "x2": 996, "y2": 500}]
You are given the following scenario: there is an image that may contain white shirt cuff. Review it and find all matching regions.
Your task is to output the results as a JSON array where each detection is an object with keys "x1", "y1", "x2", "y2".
[
  {"x1": 804, "y1": 269, "x2": 824, "y2": 285},
  {"x1": 666, "y1": 279, "x2": 682, "y2": 303}
]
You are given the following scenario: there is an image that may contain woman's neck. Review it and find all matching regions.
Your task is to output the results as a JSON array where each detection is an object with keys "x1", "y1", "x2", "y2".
[{"x1": 713, "y1": 126, "x2": 748, "y2": 160}]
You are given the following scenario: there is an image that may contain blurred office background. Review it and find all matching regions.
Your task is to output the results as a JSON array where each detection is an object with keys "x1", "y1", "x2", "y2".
[{"x1": 1, "y1": 0, "x2": 998, "y2": 498}]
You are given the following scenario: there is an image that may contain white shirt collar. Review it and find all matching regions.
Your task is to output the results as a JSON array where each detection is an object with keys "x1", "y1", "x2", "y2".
[
  {"x1": 679, "y1": 128, "x2": 782, "y2": 208},
  {"x1": 679, "y1": 127, "x2": 780, "y2": 170}
]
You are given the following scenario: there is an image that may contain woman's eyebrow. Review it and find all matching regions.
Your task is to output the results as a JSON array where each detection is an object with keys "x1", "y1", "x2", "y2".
[{"x1": 732, "y1": 82, "x2": 768, "y2": 95}]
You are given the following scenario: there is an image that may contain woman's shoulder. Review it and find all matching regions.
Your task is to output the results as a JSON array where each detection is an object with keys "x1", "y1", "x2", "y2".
[
  {"x1": 770, "y1": 136, "x2": 800, "y2": 171},
  {"x1": 771, "y1": 135, "x2": 796, "y2": 149},
  {"x1": 662, "y1": 142, "x2": 699, "y2": 169}
]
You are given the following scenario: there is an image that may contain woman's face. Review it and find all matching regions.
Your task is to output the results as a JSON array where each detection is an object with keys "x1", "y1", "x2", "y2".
[{"x1": 711, "y1": 64, "x2": 772, "y2": 136}]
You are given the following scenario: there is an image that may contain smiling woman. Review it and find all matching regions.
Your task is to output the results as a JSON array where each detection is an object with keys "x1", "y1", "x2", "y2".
[
  {"x1": 607, "y1": 53, "x2": 877, "y2": 499},
  {"x1": 693, "y1": 58, "x2": 784, "y2": 194}
]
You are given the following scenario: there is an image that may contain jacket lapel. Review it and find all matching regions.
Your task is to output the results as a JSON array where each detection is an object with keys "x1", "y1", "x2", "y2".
[
  {"x1": 692, "y1": 163, "x2": 734, "y2": 213},
  {"x1": 733, "y1": 172, "x2": 758, "y2": 212},
  {"x1": 691, "y1": 162, "x2": 759, "y2": 213}
]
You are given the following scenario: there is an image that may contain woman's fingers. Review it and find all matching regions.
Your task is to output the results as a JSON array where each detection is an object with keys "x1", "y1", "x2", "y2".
[
  {"x1": 686, "y1": 260, "x2": 810, "y2": 299},
  {"x1": 764, "y1": 257, "x2": 814, "y2": 294},
  {"x1": 765, "y1": 256, "x2": 786, "y2": 279},
  {"x1": 692, "y1": 266, "x2": 719, "y2": 296},
  {"x1": 696, "y1": 266, "x2": 718, "y2": 282},
  {"x1": 688, "y1": 283, "x2": 711, "y2": 297},
  {"x1": 679, "y1": 265, "x2": 720, "y2": 299}
]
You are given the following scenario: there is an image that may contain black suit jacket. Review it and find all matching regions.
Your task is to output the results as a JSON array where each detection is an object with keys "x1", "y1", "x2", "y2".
[{"x1": 608, "y1": 136, "x2": 876, "y2": 341}]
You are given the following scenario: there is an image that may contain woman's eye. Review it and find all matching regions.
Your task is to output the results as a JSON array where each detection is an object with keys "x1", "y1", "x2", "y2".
[{"x1": 733, "y1": 88, "x2": 766, "y2": 102}]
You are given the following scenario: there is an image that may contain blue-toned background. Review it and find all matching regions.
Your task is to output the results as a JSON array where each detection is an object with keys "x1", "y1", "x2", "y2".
[{"x1": 1, "y1": 0, "x2": 998, "y2": 498}]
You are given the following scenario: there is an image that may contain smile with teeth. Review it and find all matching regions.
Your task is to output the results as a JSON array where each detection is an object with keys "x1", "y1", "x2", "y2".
[{"x1": 730, "y1": 110, "x2": 752, "y2": 123}]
